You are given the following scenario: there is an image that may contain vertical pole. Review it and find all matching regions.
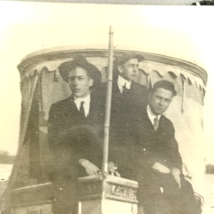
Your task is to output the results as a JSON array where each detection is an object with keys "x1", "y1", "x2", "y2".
[
  {"x1": 38, "y1": 73, "x2": 43, "y2": 112},
  {"x1": 102, "y1": 26, "x2": 114, "y2": 174},
  {"x1": 181, "y1": 74, "x2": 186, "y2": 113}
]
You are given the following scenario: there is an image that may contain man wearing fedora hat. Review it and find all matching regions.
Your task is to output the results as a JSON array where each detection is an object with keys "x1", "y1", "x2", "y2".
[
  {"x1": 48, "y1": 55, "x2": 104, "y2": 214},
  {"x1": 99, "y1": 52, "x2": 149, "y2": 179}
]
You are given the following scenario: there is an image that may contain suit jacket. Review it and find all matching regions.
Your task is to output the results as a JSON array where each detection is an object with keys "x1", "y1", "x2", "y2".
[
  {"x1": 133, "y1": 107, "x2": 183, "y2": 180},
  {"x1": 99, "y1": 77, "x2": 148, "y2": 134},
  {"x1": 134, "y1": 108, "x2": 199, "y2": 214},
  {"x1": 48, "y1": 91, "x2": 104, "y2": 178},
  {"x1": 98, "y1": 77, "x2": 148, "y2": 178}
]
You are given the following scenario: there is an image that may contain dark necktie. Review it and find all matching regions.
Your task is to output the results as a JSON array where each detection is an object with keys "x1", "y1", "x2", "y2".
[
  {"x1": 79, "y1": 101, "x2": 85, "y2": 118},
  {"x1": 122, "y1": 83, "x2": 129, "y2": 94},
  {"x1": 154, "y1": 116, "x2": 159, "y2": 131}
]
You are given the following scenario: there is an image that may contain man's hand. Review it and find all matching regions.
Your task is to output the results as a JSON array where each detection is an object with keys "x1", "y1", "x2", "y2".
[
  {"x1": 79, "y1": 159, "x2": 100, "y2": 176},
  {"x1": 108, "y1": 162, "x2": 121, "y2": 177},
  {"x1": 152, "y1": 162, "x2": 170, "y2": 173},
  {"x1": 170, "y1": 167, "x2": 181, "y2": 188}
]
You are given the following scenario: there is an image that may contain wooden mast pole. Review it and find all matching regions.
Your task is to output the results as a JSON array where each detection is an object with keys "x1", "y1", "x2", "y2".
[{"x1": 102, "y1": 26, "x2": 114, "y2": 174}]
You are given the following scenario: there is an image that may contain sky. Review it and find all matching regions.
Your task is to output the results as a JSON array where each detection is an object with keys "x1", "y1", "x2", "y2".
[{"x1": 0, "y1": 2, "x2": 214, "y2": 163}]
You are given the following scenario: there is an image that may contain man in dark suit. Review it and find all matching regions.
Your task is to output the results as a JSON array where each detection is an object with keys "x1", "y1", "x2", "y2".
[
  {"x1": 99, "y1": 52, "x2": 148, "y2": 179},
  {"x1": 48, "y1": 55, "x2": 104, "y2": 214},
  {"x1": 134, "y1": 80, "x2": 200, "y2": 214}
]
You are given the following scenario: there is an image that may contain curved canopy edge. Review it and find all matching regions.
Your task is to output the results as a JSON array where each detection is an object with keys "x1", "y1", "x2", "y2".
[{"x1": 17, "y1": 49, "x2": 207, "y2": 86}]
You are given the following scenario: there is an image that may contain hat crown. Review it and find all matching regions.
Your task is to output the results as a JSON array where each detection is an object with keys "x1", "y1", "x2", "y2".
[
  {"x1": 115, "y1": 52, "x2": 144, "y2": 65},
  {"x1": 72, "y1": 54, "x2": 88, "y2": 66},
  {"x1": 59, "y1": 54, "x2": 101, "y2": 87}
]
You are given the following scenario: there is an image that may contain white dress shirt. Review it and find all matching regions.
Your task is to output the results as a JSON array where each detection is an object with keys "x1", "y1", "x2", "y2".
[
  {"x1": 147, "y1": 105, "x2": 161, "y2": 125},
  {"x1": 117, "y1": 75, "x2": 131, "y2": 93},
  {"x1": 73, "y1": 94, "x2": 91, "y2": 117}
]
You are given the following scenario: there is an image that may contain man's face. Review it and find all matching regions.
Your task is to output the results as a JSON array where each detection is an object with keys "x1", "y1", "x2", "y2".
[
  {"x1": 67, "y1": 67, "x2": 93, "y2": 98},
  {"x1": 118, "y1": 58, "x2": 139, "y2": 81},
  {"x1": 149, "y1": 88, "x2": 173, "y2": 115}
]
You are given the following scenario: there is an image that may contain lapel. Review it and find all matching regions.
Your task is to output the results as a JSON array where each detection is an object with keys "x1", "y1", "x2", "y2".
[
  {"x1": 69, "y1": 95, "x2": 79, "y2": 113},
  {"x1": 111, "y1": 77, "x2": 123, "y2": 114},
  {"x1": 87, "y1": 93, "x2": 95, "y2": 119},
  {"x1": 124, "y1": 81, "x2": 138, "y2": 99},
  {"x1": 142, "y1": 107, "x2": 164, "y2": 134},
  {"x1": 130, "y1": 81, "x2": 135, "y2": 94},
  {"x1": 65, "y1": 95, "x2": 85, "y2": 121},
  {"x1": 157, "y1": 115, "x2": 166, "y2": 135},
  {"x1": 112, "y1": 77, "x2": 121, "y2": 93},
  {"x1": 143, "y1": 107, "x2": 155, "y2": 131},
  {"x1": 83, "y1": 91, "x2": 102, "y2": 120}
]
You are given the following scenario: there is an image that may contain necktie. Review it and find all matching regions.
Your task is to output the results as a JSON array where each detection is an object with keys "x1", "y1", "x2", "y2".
[
  {"x1": 79, "y1": 101, "x2": 85, "y2": 118},
  {"x1": 122, "y1": 83, "x2": 129, "y2": 94},
  {"x1": 154, "y1": 116, "x2": 159, "y2": 131}
]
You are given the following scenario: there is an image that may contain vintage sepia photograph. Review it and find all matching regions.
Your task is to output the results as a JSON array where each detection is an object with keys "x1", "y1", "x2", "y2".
[{"x1": 0, "y1": 2, "x2": 214, "y2": 214}]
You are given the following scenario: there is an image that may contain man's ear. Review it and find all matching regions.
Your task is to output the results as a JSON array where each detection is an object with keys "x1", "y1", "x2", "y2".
[
  {"x1": 64, "y1": 77, "x2": 68, "y2": 83},
  {"x1": 117, "y1": 65, "x2": 123, "y2": 74},
  {"x1": 89, "y1": 78, "x2": 94, "y2": 87}
]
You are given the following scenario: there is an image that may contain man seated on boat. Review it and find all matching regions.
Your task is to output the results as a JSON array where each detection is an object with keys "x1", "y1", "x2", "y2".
[
  {"x1": 48, "y1": 55, "x2": 104, "y2": 214},
  {"x1": 134, "y1": 80, "x2": 201, "y2": 214},
  {"x1": 98, "y1": 52, "x2": 148, "y2": 179}
]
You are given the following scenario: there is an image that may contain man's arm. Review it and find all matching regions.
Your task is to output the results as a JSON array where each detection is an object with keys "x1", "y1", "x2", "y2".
[
  {"x1": 79, "y1": 159, "x2": 100, "y2": 175},
  {"x1": 152, "y1": 162, "x2": 170, "y2": 173},
  {"x1": 152, "y1": 120, "x2": 182, "y2": 187},
  {"x1": 168, "y1": 122, "x2": 183, "y2": 172}
]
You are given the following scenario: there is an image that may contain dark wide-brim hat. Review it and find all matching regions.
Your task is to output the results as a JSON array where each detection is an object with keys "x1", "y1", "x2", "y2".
[
  {"x1": 114, "y1": 52, "x2": 144, "y2": 66},
  {"x1": 59, "y1": 54, "x2": 101, "y2": 87}
]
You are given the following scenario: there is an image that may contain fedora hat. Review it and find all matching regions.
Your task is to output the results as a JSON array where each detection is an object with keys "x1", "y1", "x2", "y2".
[{"x1": 59, "y1": 54, "x2": 101, "y2": 88}]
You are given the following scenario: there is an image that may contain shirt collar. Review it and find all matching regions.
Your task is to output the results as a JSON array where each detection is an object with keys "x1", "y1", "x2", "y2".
[
  {"x1": 73, "y1": 93, "x2": 91, "y2": 105},
  {"x1": 147, "y1": 105, "x2": 161, "y2": 125},
  {"x1": 117, "y1": 75, "x2": 131, "y2": 90}
]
